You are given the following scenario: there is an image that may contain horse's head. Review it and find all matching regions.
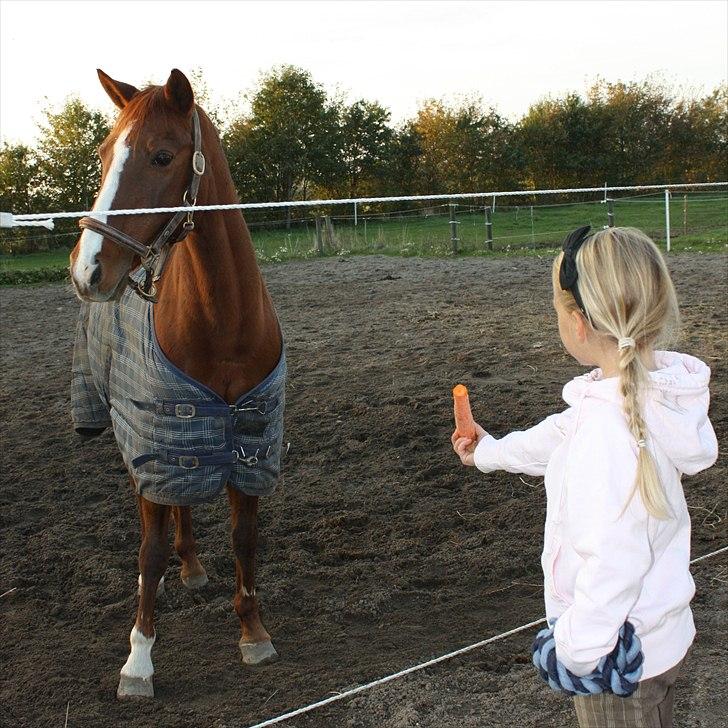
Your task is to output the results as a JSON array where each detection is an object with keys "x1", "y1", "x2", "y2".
[{"x1": 70, "y1": 69, "x2": 201, "y2": 301}]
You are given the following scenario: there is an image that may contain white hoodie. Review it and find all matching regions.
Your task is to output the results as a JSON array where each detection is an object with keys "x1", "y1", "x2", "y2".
[{"x1": 473, "y1": 351, "x2": 718, "y2": 680}]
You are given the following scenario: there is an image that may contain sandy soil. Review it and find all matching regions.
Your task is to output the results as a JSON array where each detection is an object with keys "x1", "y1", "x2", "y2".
[{"x1": 1, "y1": 253, "x2": 726, "y2": 728}]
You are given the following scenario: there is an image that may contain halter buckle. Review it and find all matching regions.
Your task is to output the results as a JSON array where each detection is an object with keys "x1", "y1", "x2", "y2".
[
  {"x1": 127, "y1": 274, "x2": 158, "y2": 303},
  {"x1": 136, "y1": 283, "x2": 158, "y2": 303},
  {"x1": 192, "y1": 151, "x2": 206, "y2": 176}
]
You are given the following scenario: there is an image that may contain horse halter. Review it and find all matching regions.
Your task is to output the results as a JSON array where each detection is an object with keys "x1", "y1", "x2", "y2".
[{"x1": 78, "y1": 108, "x2": 206, "y2": 303}]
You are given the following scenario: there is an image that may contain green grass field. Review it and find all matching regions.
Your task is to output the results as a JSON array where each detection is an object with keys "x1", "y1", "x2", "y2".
[
  {"x1": 0, "y1": 248, "x2": 72, "y2": 271},
  {"x1": 1, "y1": 193, "x2": 726, "y2": 282},
  {"x1": 247, "y1": 193, "x2": 727, "y2": 262}
]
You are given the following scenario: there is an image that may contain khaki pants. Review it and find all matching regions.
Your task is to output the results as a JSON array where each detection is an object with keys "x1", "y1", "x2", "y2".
[{"x1": 573, "y1": 655, "x2": 687, "y2": 728}]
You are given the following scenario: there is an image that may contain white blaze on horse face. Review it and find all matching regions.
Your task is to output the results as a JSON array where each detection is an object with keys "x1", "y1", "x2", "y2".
[
  {"x1": 120, "y1": 625, "x2": 155, "y2": 681},
  {"x1": 73, "y1": 127, "x2": 131, "y2": 285}
]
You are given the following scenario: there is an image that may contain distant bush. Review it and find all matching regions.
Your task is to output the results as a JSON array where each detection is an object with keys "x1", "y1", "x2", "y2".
[{"x1": 0, "y1": 267, "x2": 68, "y2": 285}]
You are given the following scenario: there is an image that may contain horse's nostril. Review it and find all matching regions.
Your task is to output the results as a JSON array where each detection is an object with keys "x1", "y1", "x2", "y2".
[{"x1": 90, "y1": 266, "x2": 102, "y2": 286}]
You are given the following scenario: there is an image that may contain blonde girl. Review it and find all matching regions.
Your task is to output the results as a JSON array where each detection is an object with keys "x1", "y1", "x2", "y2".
[{"x1": 453, "y1": 226, "x2": 717, "y2": 728}]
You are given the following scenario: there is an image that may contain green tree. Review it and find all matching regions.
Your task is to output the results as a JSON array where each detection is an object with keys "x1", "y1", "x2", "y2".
[
  {"x1": 661, "y1": 85, "x2": 728, "y2": 182},
  {"x1": 518, "y1": 80, "x2": 690, "y2": 189},
  {"x1": 0, "y1": 143, "x2": 41, "y2": 214},
  {"x1": 35, "y1": 97, "x2": 110, "y2": 212},
  {"x1": 335, "y1": 100, "x2": 394, "y2": 197},
  {"x1": 223, "y1": 116, "x2": 272, "y2": 201},
  {"x1": 0, "y1": 143, "x2": 45, "y2": 253},
  {"x1": 519, "y1": 93, "x2": 611, "y2": 189},
  {"x1": 381, "y1": 122, "x2": 423, "y2": 195},
  {"x1": 410, "y1": 98, "x2": 519, "y2": 194},
  {"x1": 224, "y1": 66, "x2": 340, "y2": 203},
  {"x1": 587, "y1": 79, "x2": 672, "y2": 185}
]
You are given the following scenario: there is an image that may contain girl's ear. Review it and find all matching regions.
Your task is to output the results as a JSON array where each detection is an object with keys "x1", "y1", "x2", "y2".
[{"x1": 571, "y1": 309, "x2": 590, "y2": 343}]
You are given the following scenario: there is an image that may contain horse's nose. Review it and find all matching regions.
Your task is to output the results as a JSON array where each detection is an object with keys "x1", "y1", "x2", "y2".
[
  {"x1": 71, "y1": 259, "x2": 103, "y2": 299},
  {"x1": 89, "y1": 264, "x2": 102, "y2": 286}
]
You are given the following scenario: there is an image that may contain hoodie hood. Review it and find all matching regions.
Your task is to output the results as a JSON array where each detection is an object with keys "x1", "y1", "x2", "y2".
[{"x1": 563, "y1": 351, "x2": 718, "y2": 476}]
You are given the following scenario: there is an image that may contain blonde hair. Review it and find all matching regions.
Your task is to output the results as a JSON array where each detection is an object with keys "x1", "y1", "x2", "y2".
[{"x1": 552, "y1": 227, "x2": 680, "y2": 519}]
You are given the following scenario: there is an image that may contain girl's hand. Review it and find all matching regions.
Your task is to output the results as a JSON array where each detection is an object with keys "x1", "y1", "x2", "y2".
[{"x1": 451, "y1": 422, "x2": 488, "y2": 467}]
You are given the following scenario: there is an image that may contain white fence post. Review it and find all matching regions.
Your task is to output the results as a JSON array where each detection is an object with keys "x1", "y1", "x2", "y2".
[
  {"x1": 449, "y1": 203, "x2": 460, "y2": 254},
  {"x1": 484, "y1": 206, "x2": 493, "y2": 250},
  {"x1": 530, "y1": 205, "x2": 535, "y2": 246},
  {"x1": 664, "y1": 189, "x2": 671, "y2": 252},
  {"x1": 354, "y1": 201, "x2": 358, "y2": 227}
]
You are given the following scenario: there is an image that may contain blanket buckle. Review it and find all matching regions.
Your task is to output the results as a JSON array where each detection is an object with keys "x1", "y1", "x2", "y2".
[
  {"x1": 177, "y1": 455, "x2": 199, "y2": 469},
  {"x1": 235, "y1": 446, "x2": 259, "y2": 467},
  {"x1": 175, "y1": 403, "x2": 196, "y2": 418}
]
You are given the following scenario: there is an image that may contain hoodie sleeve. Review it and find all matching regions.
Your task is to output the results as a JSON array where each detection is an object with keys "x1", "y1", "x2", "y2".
[
  {"x1": 553, "y1": 413, "x2": 651, "y2": 677},
  {"x1": 473, "y1": 409, "x2": 572, "y2": 477}
]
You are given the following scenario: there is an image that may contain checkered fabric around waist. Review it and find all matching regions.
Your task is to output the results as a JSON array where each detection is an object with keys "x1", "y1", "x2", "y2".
[{"x1": 71, "y1": 283, "x2": 286, "y2": 506}]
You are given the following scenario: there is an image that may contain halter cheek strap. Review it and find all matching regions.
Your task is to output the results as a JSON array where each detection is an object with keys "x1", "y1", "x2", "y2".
[{"x1": 78, "y1": 108, "x2": 206, "y2": 303}]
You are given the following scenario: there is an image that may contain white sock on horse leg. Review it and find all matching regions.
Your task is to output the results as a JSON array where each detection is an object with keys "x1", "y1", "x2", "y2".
[{"x1": 120, "y1": 626, "x2": 156, "y2": 680}]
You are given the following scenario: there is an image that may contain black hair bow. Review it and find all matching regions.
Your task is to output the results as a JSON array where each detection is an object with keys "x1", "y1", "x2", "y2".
[{"x1": 559, "y1": 225, "x2": 591, "y2": 315}]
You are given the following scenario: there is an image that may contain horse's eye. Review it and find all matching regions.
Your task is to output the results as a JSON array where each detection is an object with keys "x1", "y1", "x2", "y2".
[{"x1": 152, "y1": 151, "x2": 173, "y2": 167}]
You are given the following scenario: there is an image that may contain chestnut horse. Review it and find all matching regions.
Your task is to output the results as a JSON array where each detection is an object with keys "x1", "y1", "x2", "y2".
[{"x1": 69, "y1": 69, "x2": 283, "y2": 698}]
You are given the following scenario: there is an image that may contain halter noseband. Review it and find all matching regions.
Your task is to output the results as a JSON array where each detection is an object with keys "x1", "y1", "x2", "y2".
[{"x1": 78, "y1": 108, "x2": 206, "y2": 303}]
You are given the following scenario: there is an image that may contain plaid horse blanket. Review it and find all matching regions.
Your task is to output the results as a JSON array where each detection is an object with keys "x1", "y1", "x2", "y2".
[{"x1": 71, "y1": 275, "x2": 286, "y2": 506}]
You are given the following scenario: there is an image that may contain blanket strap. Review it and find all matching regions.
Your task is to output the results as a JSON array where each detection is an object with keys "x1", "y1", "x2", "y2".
[{"x1": 132, "y1": 445, "x2": 274, "y2": 471}]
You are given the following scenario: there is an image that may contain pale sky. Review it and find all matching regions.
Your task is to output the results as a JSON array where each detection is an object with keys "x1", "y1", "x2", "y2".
[{"x1": 1, "y1": 0, "x2": 726, "y2": 145}]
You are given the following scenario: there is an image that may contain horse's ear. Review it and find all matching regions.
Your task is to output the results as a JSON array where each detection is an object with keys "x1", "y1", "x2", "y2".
[
  {"x1": 97, "y1": 69, "x2": 139, "y2": 109},
  {"x1": 163, "y1": 69, "x2": 194, "y2": 115}
]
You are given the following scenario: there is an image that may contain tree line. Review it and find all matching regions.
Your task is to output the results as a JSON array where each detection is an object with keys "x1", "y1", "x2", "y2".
[{"x1": 1, "y1": 66, "x2": 725, "y2": 250}]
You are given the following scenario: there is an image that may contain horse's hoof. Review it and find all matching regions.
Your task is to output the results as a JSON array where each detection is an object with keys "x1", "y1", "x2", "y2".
[
  {"x1": 181, "y1": 572, "x2": 208, "y2": 590},
  {"x1": 239, "y1": 639, "x2": 278, "y2": 666},
  {"x1": 137, "y1": 574, "x2": 165, "y2": 597},
  {"x1": 117, "y1": 674, "x2": 154, "y2": 699}
]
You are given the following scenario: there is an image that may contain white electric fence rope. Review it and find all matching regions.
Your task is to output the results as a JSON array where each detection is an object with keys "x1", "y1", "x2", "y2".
[
  {"x1": 689, "y1": 544, "x2": 728, "y2": 564},
  {"x1": 246, "y1": 617, "x2": 548, "y2": 728},
  {"x1": 0, "y1": 213, "x2": 54, "y2": 230},
  {"x1": 3, "y1": 182, "x2": 727, "y2": 227},
  {"x1": 244, "y1": 544, "x2": 728, "y2": 728}
]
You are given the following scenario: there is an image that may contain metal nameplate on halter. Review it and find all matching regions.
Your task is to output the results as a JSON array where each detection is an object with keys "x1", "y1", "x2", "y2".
[{"x1": 175, "y1": 403, "x2": 197, "y2": 418}]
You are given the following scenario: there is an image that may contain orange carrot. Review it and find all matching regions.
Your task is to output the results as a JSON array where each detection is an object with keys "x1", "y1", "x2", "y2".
[{"x1": 452, "y1": 384, "x2": 476, "y2": 440}]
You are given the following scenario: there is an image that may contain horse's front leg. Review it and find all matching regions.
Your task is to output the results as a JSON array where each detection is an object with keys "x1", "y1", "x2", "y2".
[
  {"x1": 133, "y1": 489, "x2": 165, "y2": 597},
  {"x1": 173, "y1": 506, "x2": 208, "y2": 589},
  {"x1": 118, "y1": 497, "x2": 171, "y2": 699},
  {"x1": 227, "y1": 486, "x2": 278, "y2": 666}
]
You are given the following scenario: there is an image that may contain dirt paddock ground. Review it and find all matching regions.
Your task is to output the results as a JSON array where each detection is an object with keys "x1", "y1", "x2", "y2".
[{"x1": 1, "y1": 253, "x2": 726, "y2": 728}]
